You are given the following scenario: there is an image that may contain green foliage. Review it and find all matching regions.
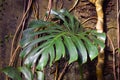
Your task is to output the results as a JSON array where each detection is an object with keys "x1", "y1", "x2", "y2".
[
  {"x1": 1, "y1": 67, "x2": 22, "y2": 80},
  {"x1": 1, "y1": 9, "x2": 106, "y2": 80}
]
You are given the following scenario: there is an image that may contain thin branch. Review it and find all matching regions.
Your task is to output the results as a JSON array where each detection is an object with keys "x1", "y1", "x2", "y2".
[
  {"x1": 10, "y1": 0, "x2": 33, "y2": 57},
  {"x1": 58, "y1": 62, "x2": 68, "y2": 80},
  {"x1": 107, "y1": 34, "x2": 116, "y2": 80},
  {"x1": 9, "y1": 0, "x2": 32, "y2": 66},
  {"x1": 69, "y1": 0, "x2": 79, "y2": 12},
  {"x1": 54, "y1": 63, "x2": 58, "y2": 80},
  {"x1": 31, "y1": 1, "x2": 40, "y2": 75},
  {"x1": 6, "y1": 45, "x2": 21, "y2": 80},
  {"x1": 9, "y1": 45, "x2": 21, "y2": 66},
  {"x1": 44, "y1": 0, "x2": 53, "y2": 21},
  {"x1": 6, "y1": 0, "x2": 33, "y2": 80},
  {"x1": 81, "y1": 17, "x2": 97, "y2": 25},
  {"x1": 60, "y1": 0, "x2": 63, "y2": 9},
  {"x1": 32, "y1": 1, "x2": 39, "y2": 20},
  {"x1": 117, "y1": 0, "x2": 120, "y2": 79}
]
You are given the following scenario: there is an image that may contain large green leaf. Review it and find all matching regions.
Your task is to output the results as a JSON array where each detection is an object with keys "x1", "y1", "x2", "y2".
[
  {"x1": 1, "y1": 67, "x2": 22, "y2": 80},
  {"x1": 18, "y1": 9, "x2": 106, "y2": 80}
]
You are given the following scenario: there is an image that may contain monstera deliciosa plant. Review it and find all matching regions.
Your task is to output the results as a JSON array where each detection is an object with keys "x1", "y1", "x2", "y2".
[{"x1": 1, "y1": 9, "x2": 106, "y2": 80}]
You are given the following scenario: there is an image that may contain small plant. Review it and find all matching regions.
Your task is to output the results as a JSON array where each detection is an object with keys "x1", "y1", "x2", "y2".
[{"x1": 1, "y1": 9, "x2": 106, "y2": 80}]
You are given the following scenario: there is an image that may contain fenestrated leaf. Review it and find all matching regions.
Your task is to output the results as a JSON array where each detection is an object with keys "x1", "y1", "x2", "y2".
[
  {"x1": 19, "y1": 66, "x2": 33, "y2": 80},
  {"x1": 63, "y1": 36, "x2": 78, "y2": 64},
  {"x1": 19, "y1": 10, "x2": 106, "y2": 80},
  {"x1": 1, "y1": 67, "x2": 22, "y2": 80},
  {"x1": 82, "y1": 37, "x2": 98, "y2": 60},
  {"x1": 71, "y1": 35, "x2": 87, "y2": 63},
  {"x1": 37, "y1": 71, "x2": 44, "y2": 80},
  {"x1": 55, "y1": 37, "x2": 65, "y2": 61}
]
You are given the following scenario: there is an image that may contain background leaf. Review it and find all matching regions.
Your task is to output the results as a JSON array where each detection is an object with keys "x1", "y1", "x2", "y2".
[{"x1": 1, "y1": 67, "x2": 22, "y2": 80}]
